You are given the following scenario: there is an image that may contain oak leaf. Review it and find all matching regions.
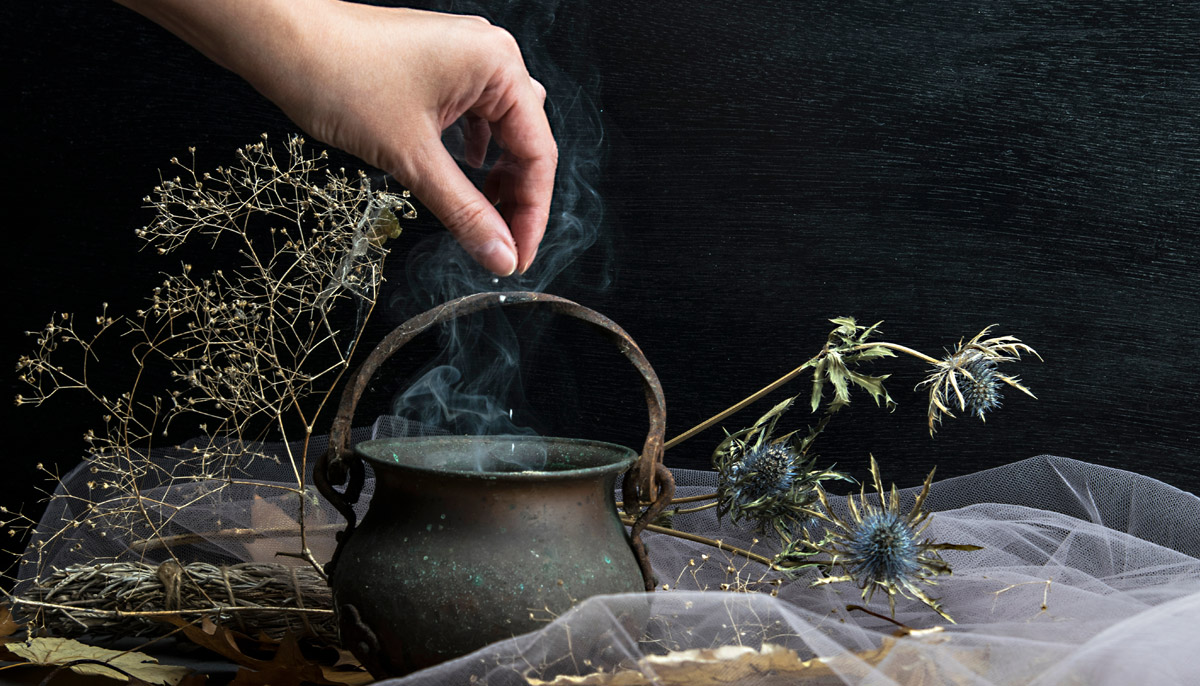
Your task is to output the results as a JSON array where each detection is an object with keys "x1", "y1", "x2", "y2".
[
  {"x1": 163, "y1": 617, "x2": 352, "y2": 686},
  {"x1": 227, "y1": 633, "x2": 341, "y2": 686}
]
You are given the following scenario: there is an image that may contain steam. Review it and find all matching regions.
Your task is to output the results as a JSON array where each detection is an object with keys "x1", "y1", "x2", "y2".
[{"x1": 386, "y1": 0, "x2": 608, "y2": 453}]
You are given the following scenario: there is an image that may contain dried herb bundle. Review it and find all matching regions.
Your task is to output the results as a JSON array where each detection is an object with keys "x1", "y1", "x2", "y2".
[{"x1": 22, "y1": 561, "x2": 335, "y2": 642}]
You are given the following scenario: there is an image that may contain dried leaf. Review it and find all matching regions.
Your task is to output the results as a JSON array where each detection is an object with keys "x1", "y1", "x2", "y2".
[
  {"x1": 1, "y1": 605, "x2": 22, "y2": 637},
  {"x1": 331, "y1": 649, "x2": 363, "y2": 669},
  {"x1": 825, "y1": 353, "x2": 852, "y2": 411},
  {"x1": 525, "y1": 641, "x2": 894, "y2": 686},
  {"x1": 5, "y1": 637, "x2": 192, "y2": 685},
  {"x1": 227, "y1": 633, "x2": 339, "y2": 686},
  {"x1": 319, "y1": 650, "x2": 373, "y2": 685},
  {"x1": 846, "y1": 371, "x2": 896, "y2": 410},
  {"x1": 1, "y1": 604, "x2": 25, "y2": 656},
  {"x1": 161, "y1": 616, "x2": 267, "y2": 670},
  {"x1": 844, "y1": 345, "x2": 896, "y2": 363},
  {"x1": 319, "y1": 665, "x2": 375, "y2": 686},
  {"x1": 163, "y1": 617, "x2": 343, "y2": 686}
]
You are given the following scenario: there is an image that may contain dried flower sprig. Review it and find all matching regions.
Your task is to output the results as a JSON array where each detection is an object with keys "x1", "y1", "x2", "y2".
[
  {"x1": 635, "y1": 317, "x2": 1029, "y2": 624},
  {"x1": 667, "y1": 318, "x2": 1040, "y2": 451},
  {"x1": 774, "y1": 456, "x2": 982, "y2": 622},
  {"x1": 917, "y1": 326, "x2": 1041, "y2": 435},
  {"x1": 12, "y1": 135, "x2": 414, "y2": 589}
]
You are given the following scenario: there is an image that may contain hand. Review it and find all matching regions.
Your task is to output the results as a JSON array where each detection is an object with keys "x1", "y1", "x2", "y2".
[{"x1": 118, "y1": 0, "x2": 557, "y2": 276}]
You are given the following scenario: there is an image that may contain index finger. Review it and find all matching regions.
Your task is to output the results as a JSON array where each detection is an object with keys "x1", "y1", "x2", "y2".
[{"x1": 481, "y1": 74, "x2": 558, "y2": 274}]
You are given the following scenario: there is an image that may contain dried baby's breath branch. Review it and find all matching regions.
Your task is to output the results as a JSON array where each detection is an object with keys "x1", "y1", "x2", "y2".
[{"x1": 11, "y1": 135, "x2": 415, "y2": 633}]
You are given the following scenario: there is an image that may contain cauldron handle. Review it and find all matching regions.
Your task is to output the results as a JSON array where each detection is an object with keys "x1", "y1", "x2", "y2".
[{"x1": 314, "y1": 291, "x2": 674, "y2": 591}]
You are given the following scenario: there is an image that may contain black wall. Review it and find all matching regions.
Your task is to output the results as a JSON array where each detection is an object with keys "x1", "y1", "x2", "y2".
[{"x1": 4, "y1": 1, "x2": 1198, "y2": 574}]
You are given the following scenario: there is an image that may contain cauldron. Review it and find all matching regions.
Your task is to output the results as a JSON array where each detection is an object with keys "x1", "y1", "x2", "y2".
[{"x1": 315, "y1": 292, "x2": 674, "y2": 677}]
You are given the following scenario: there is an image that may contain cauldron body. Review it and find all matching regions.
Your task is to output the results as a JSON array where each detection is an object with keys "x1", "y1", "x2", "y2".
[{"x1": 330, "y1": 435, "x2": 645, "y2": 676}]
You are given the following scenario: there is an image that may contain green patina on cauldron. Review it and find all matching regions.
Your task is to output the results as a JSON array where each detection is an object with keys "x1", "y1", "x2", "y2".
[
  {"x1": 315, "y1": 292, "x2": 674, "y2": 678},
  {"x1": 332, "y1": 435, "x2": 643, "y2": 674}
]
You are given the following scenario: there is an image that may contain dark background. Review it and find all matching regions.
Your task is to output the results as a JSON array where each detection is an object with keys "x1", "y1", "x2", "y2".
[{"x1": 4, "y1": 0, "x2": 1198, "y2": 576}]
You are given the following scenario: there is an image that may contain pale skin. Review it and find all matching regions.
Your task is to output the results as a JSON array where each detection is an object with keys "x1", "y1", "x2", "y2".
[{"x1": 115, "y1": 0, "x2": 558, "y2": 276}]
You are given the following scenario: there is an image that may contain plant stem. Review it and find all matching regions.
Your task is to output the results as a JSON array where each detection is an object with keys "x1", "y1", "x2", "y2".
[
  {"x1": 665, "y1": 339, "x2": 939, "y2": 453},
  {"x1": 669, "y1": 501, "x2": 718, "y2": 515},
  {"x1": 664, "y1": 359, "x2": 819, "y2": 451},
  {"x1": 127, "y1": 524, "x2": 343, "y2": 554},
  {"x1": 852, "y1": 342, "x2": 941, "y2": 365},
  {"x1": 668, "y1": 492, "x2": 719, "y2": 504},
  {"x1": 615, "y1": 492, "x2": 717, "y2": 509},
  {"x1": 621, "y1": 518, "x2": 773, "y2": 567},
  {"x1": 10, "y1": 597, "x2": 333, "y2": 617}
]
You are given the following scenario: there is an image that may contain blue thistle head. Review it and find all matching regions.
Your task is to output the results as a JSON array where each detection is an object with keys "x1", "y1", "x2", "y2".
[
  {"x1": 918, "y1": 326, "x2": 1040, "y2": 434},
  {"x1": 773, "y1": 456, "x2": 983, "y2": 623},
  {"x1": 846, "y1": 510, "x2": 920, "y2": 584},
  {"x1": 959, "y1": 352, "x2": 1002, "y2": 420},
  {"x1": 716, "y1": 439, "x2": 848, "y2": 539},
  {"x1": 727, "y1": 444, "x2": 800, "y2": 507}
]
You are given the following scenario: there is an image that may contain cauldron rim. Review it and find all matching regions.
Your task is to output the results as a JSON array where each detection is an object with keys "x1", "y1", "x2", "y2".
[{"x1": 354, "y1": 434, "x2": 638, "y2": 481}]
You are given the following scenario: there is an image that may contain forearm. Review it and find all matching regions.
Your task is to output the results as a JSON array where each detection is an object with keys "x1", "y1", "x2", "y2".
[{"x1": 113, "y1": 0, "x2": 322, "y2": 93}]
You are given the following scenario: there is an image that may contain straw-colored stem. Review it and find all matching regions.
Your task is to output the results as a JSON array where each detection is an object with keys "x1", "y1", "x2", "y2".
[
  {"x1": 664, "y1": 341, "x2": 936, "y2": 453},
  {"x1": 669, "y1": 501, "x2": 719, "y2": 515},
  {"x1": 622, "y1": 518, "x2": 773, "y2": 567},
  {"x1": 616, "y1": 492, "x2": 717, "y2": 509},
  {"x1": 10, "y1": 597, "x2": 333, "y2": 618},
  {"x1": 852, "y1": 342, "x2": 941, "y2": 365},
  {"x1": 664, "y1": 360, "x2": 818, "y2": 451},
  {"x1": 127, "y1": 524, "x2": 343, "y2": 554}
]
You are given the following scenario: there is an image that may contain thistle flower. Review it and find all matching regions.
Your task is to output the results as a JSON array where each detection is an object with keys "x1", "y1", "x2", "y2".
[
  {"x1": 718, "y1": 441, "x2": 843, "y2": 538},
  {"x1": 774, "y1": 456, "x2": 982, "y2": 622},
  {"x1": 714, "y1": 400, "x2": 850, "y2": 540},
  {"x1": 918, "y1": 326, "x2": 1040, "y2": 435}
]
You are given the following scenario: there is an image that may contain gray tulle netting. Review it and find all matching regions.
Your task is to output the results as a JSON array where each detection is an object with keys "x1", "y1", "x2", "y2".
[
  {"x1": 380, "y1": 455, "x2": 1200, "y2": 686},
  {"x1": 20, "y1": 441, "x2": 1200, "y2": 684}
]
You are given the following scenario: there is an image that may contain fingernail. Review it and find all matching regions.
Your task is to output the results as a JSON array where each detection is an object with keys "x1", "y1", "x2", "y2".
[
  {"x1": 518, "y1": 244, "x2": 539, "y2": 274},
  {"x1": 478, "y1": 240, "x2": 517, "y2": 277}
]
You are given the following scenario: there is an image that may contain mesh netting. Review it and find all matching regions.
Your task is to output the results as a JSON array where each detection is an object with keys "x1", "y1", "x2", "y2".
[
  {"x1": 14, "y1": 417, "x2": 440, "y2": 640},
  {"x1": 19, "y1": 417, "x2": 438, "y2": 585},
  {"x1": 376, "y1": 455, "x2": 1200, "y2": 685},
  {"x1": 19, "y1": 445, "x2": 1200, "y2": 684}
]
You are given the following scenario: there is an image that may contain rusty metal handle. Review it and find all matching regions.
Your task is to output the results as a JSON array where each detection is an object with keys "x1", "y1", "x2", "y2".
[{"x1": 315, "y1": 291, "x2": 672, "y2": 590}]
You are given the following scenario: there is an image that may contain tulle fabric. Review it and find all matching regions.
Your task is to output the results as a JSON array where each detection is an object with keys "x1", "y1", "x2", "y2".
[
  {"x1": 22, "y1": 438, "x2": 1200, "y2": 684},
  {"x1": 380, "y1": 455, "x2": 1200, "y2": 685}
]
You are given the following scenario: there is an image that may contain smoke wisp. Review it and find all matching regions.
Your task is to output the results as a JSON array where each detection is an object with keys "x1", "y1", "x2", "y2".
[{"x1": 386, "y1": 0, "x2": 609, "y2": 456}]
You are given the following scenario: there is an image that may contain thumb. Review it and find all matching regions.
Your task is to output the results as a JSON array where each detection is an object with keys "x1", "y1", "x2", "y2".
[{"x1": 403, "y1": 140, "x2": 518, "y2": 277}]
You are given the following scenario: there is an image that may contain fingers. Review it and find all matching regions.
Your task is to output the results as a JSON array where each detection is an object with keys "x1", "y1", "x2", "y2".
[
  {"x1": 483, "y1": 151, "x2": 553, "y2": 275},
  {"x1": 530, "y1": 76, "x2": 547, "y2": 103},
  {"x1": 406, "y1": 140, "x2": 519, "y2": 277},
  {"x1": 463, "y1": 114, "x2": 491, "y2": 168},
  {"x1": 480, "y1": 74, "x2": 557, "y2": 274},
  {"x1": 381, "y1": 14, "x2": 556, "y2": 276}
]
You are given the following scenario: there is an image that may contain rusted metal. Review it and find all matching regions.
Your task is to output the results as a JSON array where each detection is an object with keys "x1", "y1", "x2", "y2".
[{"x1": 315, "y1": 291, "x2": 670, "y2": 588}]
